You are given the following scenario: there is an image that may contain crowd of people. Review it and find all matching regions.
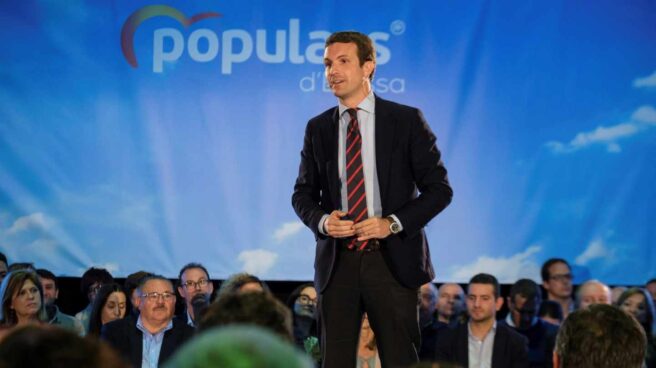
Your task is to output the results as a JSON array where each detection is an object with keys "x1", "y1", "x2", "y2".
[{"x1": 0, "y1": 252, "x2": 653, "y2": 368}]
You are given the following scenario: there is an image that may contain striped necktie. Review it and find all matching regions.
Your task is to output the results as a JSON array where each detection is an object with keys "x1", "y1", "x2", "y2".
[{"x1": 345, "y1": 108, "x2": 369, "y2": 250}]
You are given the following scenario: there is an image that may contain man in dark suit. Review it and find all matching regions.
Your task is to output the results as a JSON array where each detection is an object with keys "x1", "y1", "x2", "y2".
[
  {"x1": 436, "y1": 273, "x2": 529, "y2": 368},
  {"x1": 101, "y1": 275, "x2": 194, "y2": 368},
  {"x1": 292, "y1": 31, "x2": 453, "y2": 368}
]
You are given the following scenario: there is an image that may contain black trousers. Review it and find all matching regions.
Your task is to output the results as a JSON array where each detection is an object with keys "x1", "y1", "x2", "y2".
[{"x1": 319, "y1": 247, "x2": 420, "y2": 368}]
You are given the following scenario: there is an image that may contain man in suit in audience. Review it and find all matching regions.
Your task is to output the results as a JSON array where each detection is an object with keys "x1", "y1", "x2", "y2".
[
  {"x1": 101, "y1": 275, "x2": 194, "y2": 368},
  {"x1": 553, "y1": 304, "x2": 646, "y2": 368},
  {"x1": 36, "y1": 268, "x2": 85, "y2": 335},
  {"x1": 436, "y1": 273, "x2": 529, "y2": 368},
  {"x1": 541, "y1": 259, "x2": 574, "y2": 318},
  {"x1": 418, "y1": 282, "x2": 448, "y2": 361},
  {"x1": 501, "y1": 279, "x2": 558, "y2": 368},
  {"x1": 437, "y1": 282, "x2": 466, "y2": 325},
  {"x1": 177, "y1": 262, "x2": 213, "y2": 327}
]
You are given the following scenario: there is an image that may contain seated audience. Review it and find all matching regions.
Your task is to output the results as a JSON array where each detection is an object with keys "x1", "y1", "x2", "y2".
[
  {"x1": 616, "y1": 287, "x2": 656, "y2": 368},
  {"x1": 215, "y1": 272, "x2": 269, "y2": 300},
  {"x1": 0, "y1": 253, "x2": 7, "y2": 283},
  {"x1": 0, "y1": 270, "x2": 47, "y2": 330},
  {"x1": 357, "y1": 313, "x2": 380, "y2": 368},
  {"x1": 537, "y1": 300, "x2": 563, "y2": 326},
  {"x1": 541, "y1": 259, "x2": 574, "y2": 318},
  {"x1": 436, "y1": 273, "x2": 529, "y2": 368},
  {"x1": 419, "y1": 282, "x2": 448, "y2": 361},
  {"x1": 553, "y1": 304, "x2": 646, "y2": 368},
  {"x1": 0, "y1": 325, "x2": 129, "y2": 368},
  {"x1": 286, "y1": 282, "x2": 318, "y2": 350},
  {"x1": 177, "y1": 263, "x2": 214, "y2": 327},
  {"x1": 436, "y1": 283, "x2": 466, "y2": 325},
  {"x1": 502, "y1": 278, "x2": 558, "y2": 368},
  {"x1": 198, "y1": 291, "x2": 292, "y2": 341},
  {"x1": 647, "y1": 279, "x2": 656, "y2": 304},
  {"x1": 88, "y1": 283, "x2": 127, "y2": 337},
  {"x1": 35, "y1": 268, "x2": 84, "y2": 335},
  {"x1": 575, "y1": 279, "x2": 611, "y2": 309},
  {"x1": 101, "y1": 275, "x2": 194, "y2": 368},
  {"x1": 163, "y1": 325, "x2": 313, "y2": 368},
  {"x1": 76, "y1": 267, "x2": 114, "y2": 334},
  {"x1": 124, "y1": 270, "x2": 153, "y2": 316}
]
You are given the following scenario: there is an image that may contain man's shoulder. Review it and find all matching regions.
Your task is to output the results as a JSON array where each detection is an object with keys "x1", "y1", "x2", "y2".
[
  {"x1": 104, "y1": 315, "x2": 136, "y2": 332},
  {"x1": 308, "y1": 106, "x2": 338, "y2": 125},
  {"x1": 497, "y1": 322, "x2": 529, "y2": 345}
]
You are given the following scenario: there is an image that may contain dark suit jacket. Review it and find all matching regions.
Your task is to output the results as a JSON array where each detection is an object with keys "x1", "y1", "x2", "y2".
[
  {"x1": 499, "y1": 319, "x2": 558, "y2": 368},
  {"x1": 292, "y1": 95, "x2": 453, "y2": 291},
  {"x1": 101, "y1": 315, "x2": 194, "y2": 367},
  {"x1": 435, "y1": 322, "x2": 530, "y2": 368}
]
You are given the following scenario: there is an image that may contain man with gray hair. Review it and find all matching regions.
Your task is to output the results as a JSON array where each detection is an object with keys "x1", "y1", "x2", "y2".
[
  {"x1": 553, "y1": 304, "x2": 646, "y2": 368},
  {"x1": 576, "y1": 279, "x2": 611, "y2": 309}
]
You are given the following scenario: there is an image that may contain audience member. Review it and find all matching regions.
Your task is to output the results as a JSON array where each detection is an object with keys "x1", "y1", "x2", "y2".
[
  {"x1": 357, "y1": 313, "x2": 380, "y2": 368},
  {"x1": 537, "y1": 300, "x2": 563, "y2": 326},
  {"x1": 436, "y1": 283, "x2": 466, "y2": 325},
  {"x1": 198, "y1": 291, "x2": 292, "y2": 341},
  {"x1": 647, "y1": 279, "x2": 656, "y2": 303},
  {"x1": 76, "y1": 267, "x2": 114, "y2": 334},
  {"x1": 418, "y1": 282, "x2": 448, "y2": 361},
  {"x1": 616, "y1": 287, "x2": 656, "y2": 368},
  {"x1": 0, "y1": 270, "x2": 47, "y2": 329},
  {"x1": 163, "y1": 325, "x2": 313, "y2": 368},
  {"x1": 435, "y1": 273, "x2": 529, "y2": 368},
  {"x1": 124, "y1": 270, "x2": 153, "y2": 315},
  {"x1": 502, "y1": 279, "x2": 558, "y2": 368},
  {"x1": 541, "y1": 258, "x2": 574, "y2": 318},
  {"x1": 35, "y1": 268, "x2": 84, "y2": 335},
  {"x1": 88, "y1": 283, "x2": 127, "y2": 337},
  {"x1": 611, "y1": 285, "x2": 627, "y2": 304},
  {"x1": 553, "y1": 304, "x2": 646, "y2": 368},
  {"x1": 286, "y1": 282, "x2": 318, "y2": 350},
  {"x1": 7, "y1": 262, "x2": 35, "y2": 272},
  {"x1": 215, "y1": 272, "x2": 269, "y2": 300},
  {"x1": 177, "y1": 263, "x2": 213, "y2": 327},
  {"x1": 101, "y1": 275, "x2": 194, "y2": 367},
  {"x1": 0, "y1": 325, "x2": 129, "y2": 368},
  {"x1": 0, "y1": 253, "x2": 7, "y2": 283},
  {"x1": 576, "y1": 280, "x2": 611, "y2": 309}
]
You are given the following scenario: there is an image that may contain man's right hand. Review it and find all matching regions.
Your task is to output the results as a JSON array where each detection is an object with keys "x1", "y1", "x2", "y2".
[{"x1": 324, "y1": 210, "x2": 355, "y2": 238}]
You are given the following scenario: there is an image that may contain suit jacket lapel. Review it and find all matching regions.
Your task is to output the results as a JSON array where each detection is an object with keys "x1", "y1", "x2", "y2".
[
  {"x1": 374, "y1": 96, "x2": 394, "y2": 211},
  {"x1": 491, "y1": 325, "x2": 505, "y2": 368}
]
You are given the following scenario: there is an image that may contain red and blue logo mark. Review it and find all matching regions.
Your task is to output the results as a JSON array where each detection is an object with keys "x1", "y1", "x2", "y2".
[{"x1": 120, "y1": 5, "x2": 221, "y2": 68}]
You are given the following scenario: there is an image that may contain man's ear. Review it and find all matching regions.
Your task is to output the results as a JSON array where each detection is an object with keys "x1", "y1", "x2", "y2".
[
  {"x1": 363, "y1": 60, "x2": 375, "y2": 80},
  {"x1": 495, "y1": 296, "x2": 504, "y2": 311},
  {"x1": 177, "y1": 286, "x2": 185, "y2": 298}
]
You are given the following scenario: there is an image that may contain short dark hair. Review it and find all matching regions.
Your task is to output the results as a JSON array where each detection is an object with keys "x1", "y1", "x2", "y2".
[
  {"x1": 555, "y1": 304, "x2": 646, "y2": 368},
  {"x1": 469, "y1": 273, "x2": 500, "y2": 298},
  {"x1": 0, "y1": 252, "x2": 7, "y2": 265},
  {"x1": 647, "y1": 278, "x2": 656, "y2": 286},
  {"x1": 216, "y1": 272, "x2": 270, "y2": 300},
  {"x1": 35, "y1": 269, "x2": 58, "y2": 289},
  {"x1": 8, "y1": 263, "x2": 35, "y2": 272},
  {"x1": 199, "y1": 292, "x2": 293, "y2": 341},
  {"x1": 123, "y1": 270, "x2": 153, "y2": 298},
  {"x1": 538, "y1": 300, "x2": 563, "y2": 322},
  {"x1": 178, "y1": 263, "x2": 211, "y2": 285},
  {"x1": 325, "y1": 31, "x2": 376, "y2": 81},
  {"x1": 0, "y1": 325, "x2": 130, "y2": 368},
  {"x1": 510, "y1": 279, "x2": 541, "y2": 303},
  {"x1": 286, "y1": 282, "x2": 315, "y2": 309},
  {"x1": 541, "y1": 258, "x2": 570, "y2": 282},
  {"x1": 80, "y1": 267, "x2": 114, "y2": 295},
  {"x1": 136, "y1": 274, "x2": 173, "y2": 294}
]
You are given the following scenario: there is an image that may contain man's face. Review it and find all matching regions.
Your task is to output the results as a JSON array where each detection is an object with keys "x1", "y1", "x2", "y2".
[
  {"x1": 543, "y1": 262, "x2": 573, "y2": 299},
  {"x1": 177, "y1": 268, "x2": 213, "y2": 307},
  {"x1": 467, "y1": 283, "x2": 502, "y2": 323},
  {"x1": 324, "y1": 42, "x2": 374, "y2": 105},
  {"x1": 578, "y1": 282, "x2": 611, "y2": 309},
  {"x1": 508, "y1": 294, "x2": 538, "y2": 330},
  {"x1": 437, "y1": 283, "x2": 465, "y2": 320},
  {"x1": 646, "y1": 282, "x2": 656, "y2": 302},
  {"x1": 39, "y1": 277, "x2": 58, "y2": 306},
  {"x1": 139, "y1": 279, "x2": 176, "y2": 325},
  {"x1": 419, "y1": 283, "x2": 437, "y2": 315}
]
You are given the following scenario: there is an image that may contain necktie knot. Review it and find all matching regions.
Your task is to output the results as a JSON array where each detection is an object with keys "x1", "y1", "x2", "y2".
[{"x1": 346, "y1": 108, "x2": 358, "y2": 121}]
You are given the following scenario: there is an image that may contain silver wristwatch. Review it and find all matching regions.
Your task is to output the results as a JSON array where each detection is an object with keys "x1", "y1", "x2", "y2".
[{"x1": 387, "y1": 216, "x2": 401, "y2": 234}]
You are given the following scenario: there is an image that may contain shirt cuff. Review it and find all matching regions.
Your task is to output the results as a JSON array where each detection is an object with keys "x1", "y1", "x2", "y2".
[
  {"x1": 389, "y1": 214, "x2": 403, "y2": 232},
  {"x1": 318, "y1": 214, "x2": 329, "y2": 235}
]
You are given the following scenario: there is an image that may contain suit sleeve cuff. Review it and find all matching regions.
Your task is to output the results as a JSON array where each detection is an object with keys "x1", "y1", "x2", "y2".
[
  {"x1": 318, "y1": 214, "x2": 329, "y2": 235},
  {"x1": 389, "y1": 214, "x2": 404, "y2": 232}
]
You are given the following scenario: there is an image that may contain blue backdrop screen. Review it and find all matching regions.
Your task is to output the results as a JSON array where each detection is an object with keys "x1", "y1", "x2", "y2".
[{"x1": 1, "y1": 1, "x2": 654, "y2": 284}]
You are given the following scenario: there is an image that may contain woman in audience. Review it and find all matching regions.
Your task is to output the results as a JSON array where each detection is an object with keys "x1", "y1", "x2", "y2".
[
  {"x1": 0, "y1": 270, "x2": 47, "y2": 329},
  {"x1": 286, "y1": 283, "x2": 319, "y2": 356},
  {"x1": 87, "y1": 283, "x2": 127, "y2": 337},
  {"x1": 616, "y1": 287, "x2": 656, "y2": 367}
]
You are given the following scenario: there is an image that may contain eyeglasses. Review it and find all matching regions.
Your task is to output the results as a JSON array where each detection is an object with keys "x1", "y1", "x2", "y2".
[
  {"x1": 550, "y1": 273, "x2": 573, "y2": 282},
  {"x1": 297, "y1": 294, "x2": 317, "y2": 305},
  {"x1": 141, "y1": 292, "x2": 175, "y2": 302},
  {"x1": 182, "y1": 279, "x2": 210, "y2": 290}
]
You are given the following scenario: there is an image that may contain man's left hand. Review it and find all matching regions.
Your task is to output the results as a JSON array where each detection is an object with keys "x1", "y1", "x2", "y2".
[{"x1": 353, "y1": 217, "x2": 391, "y2": 241}]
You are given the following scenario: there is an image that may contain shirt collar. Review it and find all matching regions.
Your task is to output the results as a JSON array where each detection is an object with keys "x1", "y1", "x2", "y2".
[
  {"x1": 468, "y1": 320, "x2": 497, "y2": 339},
  {"x1": 338, "y1": 90, "x2": 375, "y2": 118},
  {"x1": 136, "y1": 315, "x2": 174, "y2": 336}
]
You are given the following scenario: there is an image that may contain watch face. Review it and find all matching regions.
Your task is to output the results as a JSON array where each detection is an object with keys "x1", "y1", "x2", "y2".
[{"x1": 390, "y1": 222, "x2": 401, "y2": 234}]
